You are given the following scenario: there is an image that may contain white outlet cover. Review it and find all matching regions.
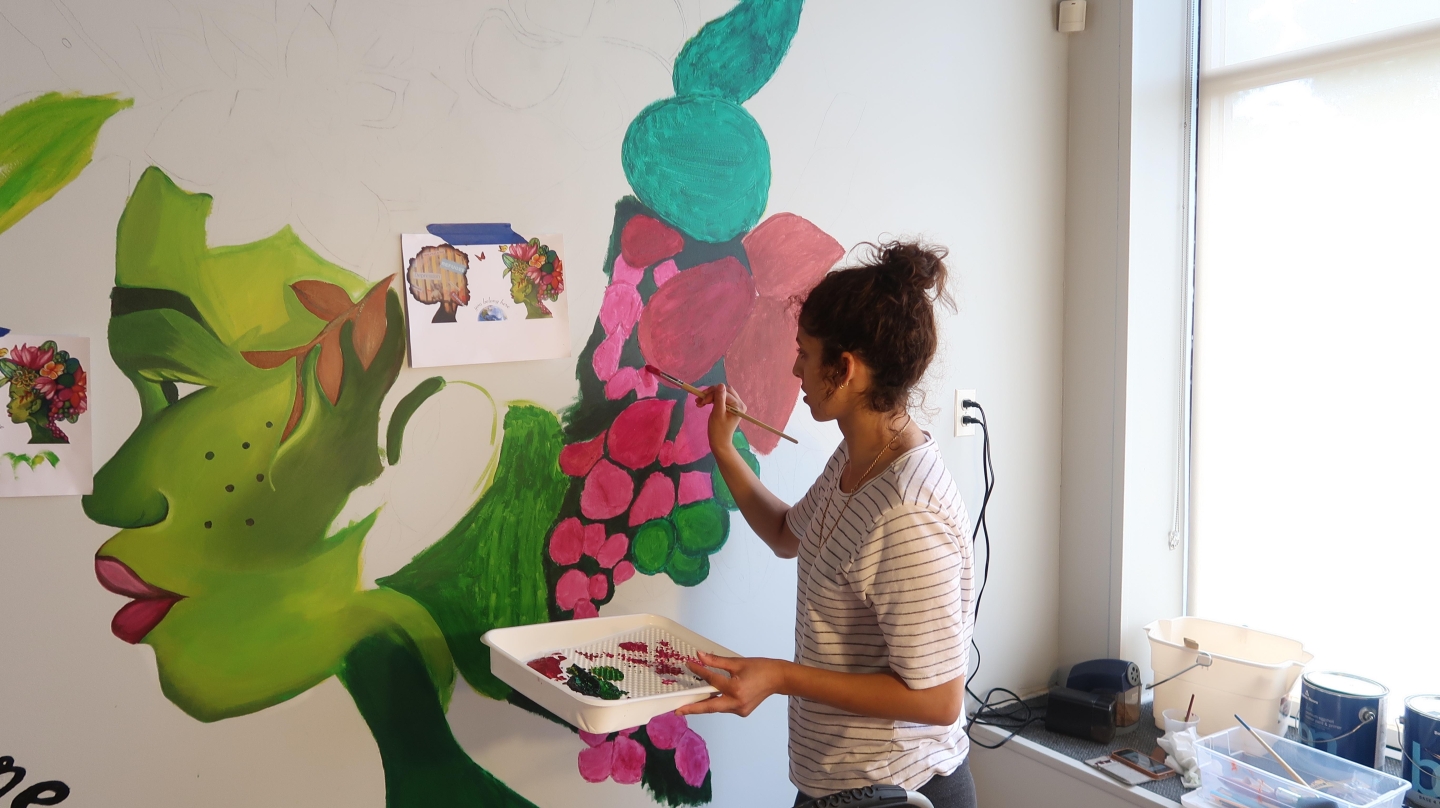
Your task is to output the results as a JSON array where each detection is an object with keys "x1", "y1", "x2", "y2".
[{"x1": 955, "y1": 390, "x2": 977, "y2": 437}]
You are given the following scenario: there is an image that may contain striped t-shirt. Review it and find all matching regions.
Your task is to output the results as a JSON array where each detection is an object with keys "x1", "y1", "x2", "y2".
[{"x1": 783, "y1": 436, "x2": 974, "y2": 795}]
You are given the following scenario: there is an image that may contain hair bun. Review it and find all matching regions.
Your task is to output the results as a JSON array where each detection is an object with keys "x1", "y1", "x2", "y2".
[{"x1": 879, "y1": 240, "x2": 949, "y2": 298}]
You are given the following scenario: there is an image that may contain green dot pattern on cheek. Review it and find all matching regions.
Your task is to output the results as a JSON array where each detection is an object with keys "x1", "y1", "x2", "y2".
[
  {"x1": 256, "y1": 474, "x2": 264, "y2": 482},
  {"x1": 245, "y1": 518, "x2": 254, "y2": 526},
  {"x1": 205, "y1": 451, "x2": 214, "y2": 460},
  {"x1": 225, "y1": 484, "x2": 234, "y2": 492},
  {"x1": 204, "y1": 521, "x2": 212, "y2": 529},
  {"x1": 242, "y1": 442, "x2": 250, "y2": 449}
]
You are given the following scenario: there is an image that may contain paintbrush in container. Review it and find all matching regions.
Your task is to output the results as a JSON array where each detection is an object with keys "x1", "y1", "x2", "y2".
[{"x1": 643, "y1": 365, "x2": 798, "y2": 445}]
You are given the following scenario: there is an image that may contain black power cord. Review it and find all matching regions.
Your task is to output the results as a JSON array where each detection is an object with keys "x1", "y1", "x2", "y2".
[{"x1": 959, "y1": 401, "x2": 1046, "y2": 750}]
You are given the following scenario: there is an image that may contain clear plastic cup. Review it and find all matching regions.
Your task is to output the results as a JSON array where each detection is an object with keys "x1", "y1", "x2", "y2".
[{"x1": 1162, "y1": 708, "x2": 1201, "y2": 735}]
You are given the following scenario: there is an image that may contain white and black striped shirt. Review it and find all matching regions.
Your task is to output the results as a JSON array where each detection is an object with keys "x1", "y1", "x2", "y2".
[{"x1": 784, "y1": 436, "x2": 974, "y2": 795}]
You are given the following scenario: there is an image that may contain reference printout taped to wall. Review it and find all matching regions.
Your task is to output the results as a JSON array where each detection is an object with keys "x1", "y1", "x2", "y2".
[{"x1": 0, "y1": 333, "x2": 92, "y2": 497}]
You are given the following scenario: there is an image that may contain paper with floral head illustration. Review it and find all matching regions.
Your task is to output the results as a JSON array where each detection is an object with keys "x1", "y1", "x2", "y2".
[
  {"x1": 401, "y1": 234, "x2": 571, "y2": 367},
  {"x1": 0, "y1": 333, "x2": 92, "y2": 496}
]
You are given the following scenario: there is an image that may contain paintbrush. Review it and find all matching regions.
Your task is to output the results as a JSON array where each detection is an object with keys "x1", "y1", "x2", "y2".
[
  {"x1": 1184, "y1": 694, "x2": 1195, "y2": 723},
  {"x1": 1234, "y1": 714, "x2": 1307, "y2": 786},
  {"x1": 643, "y1": 365, "x2": 798, "y2": 445}
]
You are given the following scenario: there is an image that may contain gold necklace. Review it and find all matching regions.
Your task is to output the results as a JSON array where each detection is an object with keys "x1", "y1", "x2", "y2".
[{"x1": 811, "y1": 415, "x2": 913, "y2": 554}]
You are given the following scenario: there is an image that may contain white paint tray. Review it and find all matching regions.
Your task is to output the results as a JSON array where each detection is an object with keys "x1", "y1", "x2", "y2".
[{"x1": 482, "y1": 613, "x2": 736, "y2": 734}]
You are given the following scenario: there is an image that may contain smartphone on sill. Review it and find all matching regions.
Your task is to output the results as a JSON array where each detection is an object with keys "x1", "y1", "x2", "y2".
[
  {"x1": 1086, "y1": 756, "x2": 1152, "y2": 787},
  {"x1": 1110, "y1": 748, "x2": 1177, "y2": 780}
]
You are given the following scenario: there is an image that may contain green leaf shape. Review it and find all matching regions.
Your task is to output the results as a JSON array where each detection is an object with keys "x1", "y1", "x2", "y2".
[
  {"x1": 591, "y1": 665, "x2": 625, "y2": 682},
  {"x1": 673, "y1": 499, "x2": 728, "y2": 556},
  {"x1": 672, "y1": 0, "x2": 804, "y2": 103},
  {"x1": 387, "y1": 376, "x2": 446, "y2": 464},
  {"x1": 712, "y1": 430, "x2": 759, "y2": 510},
  {"x1": 341, "y1": 632, "x2": 538, "y2": 808},
  {"x1": 665, "y1": 548, "x2": 710, "y2": 587},
  {"x1": 621, "y1": 95, "x2": 770, "y2": 243},
  {"x1": 379, "y1": 404, "x2": 568, "y2": 700},
  {"x1": 116, "y1": 166, "x2": 369, "y2": 352},
  {"x1": 632, "y1": 518, "x2": 676, "y2": 575},
  {"x1": 0, "y1": 92, "x2": 131, "y2": 234}
]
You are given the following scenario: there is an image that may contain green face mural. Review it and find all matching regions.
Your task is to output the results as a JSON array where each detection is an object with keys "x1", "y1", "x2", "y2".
[{"x1": 70, "y1": 1, "x2": 834, "y2": 806}]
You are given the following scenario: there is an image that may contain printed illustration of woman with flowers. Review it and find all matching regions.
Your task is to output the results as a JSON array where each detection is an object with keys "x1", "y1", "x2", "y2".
[
  {"x1": 502, "y1": 238, "x2": 564, "y2": 319},
  {"x1": 0, "y1": 341, "x2": 88, "y2": 444}
]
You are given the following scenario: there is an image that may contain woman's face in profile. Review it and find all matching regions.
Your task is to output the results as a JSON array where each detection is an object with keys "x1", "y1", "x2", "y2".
[{"x1": 793, "y1": 329, "x2": 841, "y2": 423}]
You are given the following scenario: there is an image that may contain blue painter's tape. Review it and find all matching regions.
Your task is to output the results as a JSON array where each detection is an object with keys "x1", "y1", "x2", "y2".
[
  {"x1": 427, "y1": 223, "x2": 525, "y2": 245},
  {"x1": 0, "y1": 326, "x2": 9, "y2": 337}
]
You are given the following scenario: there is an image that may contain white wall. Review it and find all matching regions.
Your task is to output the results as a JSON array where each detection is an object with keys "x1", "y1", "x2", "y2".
[{"x1": 0, "y1": 1, "x2": 1069, "y2": 806}]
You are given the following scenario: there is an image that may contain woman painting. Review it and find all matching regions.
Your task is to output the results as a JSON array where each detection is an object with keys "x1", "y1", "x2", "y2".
[{"x1": 681, "y1": 242, "x2": 979, "y2": 808}]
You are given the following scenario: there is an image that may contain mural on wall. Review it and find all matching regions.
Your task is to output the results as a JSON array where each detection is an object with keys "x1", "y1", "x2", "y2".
[
  {"x1": 0, "y1": 92, "x2": 131, "y2": 236},
  {"x1": 0, "y1": 334, "x2": 94, "y2": 498},
  {"x1": 63, "y1": 0, "x2": 846, "y2": 805}
]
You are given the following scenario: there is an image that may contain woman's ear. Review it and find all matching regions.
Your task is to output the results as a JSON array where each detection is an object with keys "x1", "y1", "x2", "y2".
[{"x1": 837, "y1": 352, "x2": 858, "y2": 390}]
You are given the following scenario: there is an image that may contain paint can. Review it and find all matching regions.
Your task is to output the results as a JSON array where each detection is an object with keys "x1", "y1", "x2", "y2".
[
  {"x1": 1297, "y1": 671, "x2": 1387, "y2": 769},
  {"x1": 1402, "y1": 695, "x2": 1440, "y2": 808}
]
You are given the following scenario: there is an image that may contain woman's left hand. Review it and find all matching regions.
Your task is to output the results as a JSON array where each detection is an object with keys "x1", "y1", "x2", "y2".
[{"x1": 675, "y1": 651, "x2": 788, "y2": 718}]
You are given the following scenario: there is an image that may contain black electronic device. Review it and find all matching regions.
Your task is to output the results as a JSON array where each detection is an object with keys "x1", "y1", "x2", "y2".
[
  {"x1": 1044, "y1": 686, "x2": 1118, "y2": 743},
  {"x1": 794, "y1": 785, "x2": 912, "y2": 808}
]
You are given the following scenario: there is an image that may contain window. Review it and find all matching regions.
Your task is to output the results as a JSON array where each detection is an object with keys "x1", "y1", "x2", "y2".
[{"x1": 1191, "y1": 1, "x2": 1440, "y2": 719}]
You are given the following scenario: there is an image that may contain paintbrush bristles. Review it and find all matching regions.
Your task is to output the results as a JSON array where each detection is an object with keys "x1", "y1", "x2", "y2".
[{"x1": 643, "y1": 365, "x2": 798, "y2": 445}]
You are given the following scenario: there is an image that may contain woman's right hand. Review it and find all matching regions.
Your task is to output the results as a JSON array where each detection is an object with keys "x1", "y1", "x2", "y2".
[{"x1": 695, "y1": 383, "x2": 745, "y2": 455}]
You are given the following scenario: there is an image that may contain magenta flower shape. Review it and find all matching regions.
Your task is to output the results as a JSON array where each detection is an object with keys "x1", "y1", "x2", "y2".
[{"x1": 8, "y1": 343, "x2": 55, "y2": 371}]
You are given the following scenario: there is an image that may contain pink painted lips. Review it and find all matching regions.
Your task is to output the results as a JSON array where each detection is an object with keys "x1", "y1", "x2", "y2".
[{"x1": 95, "y1": 556, "x2": 184, "y2": 644}]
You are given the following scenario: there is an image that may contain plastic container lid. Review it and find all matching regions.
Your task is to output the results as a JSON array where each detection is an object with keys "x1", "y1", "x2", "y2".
[
  {"x1": 1408, "y1": 694, "x2": 1440, "y2": 718},
  {"x1": 1305, "y1": 671, "x2": 1389, "y2": 698}
]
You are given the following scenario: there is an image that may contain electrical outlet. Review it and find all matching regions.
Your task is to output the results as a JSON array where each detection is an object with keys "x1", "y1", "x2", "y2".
[{"x1": 955, "y1": 390, "x2": 977, "y2": 437}]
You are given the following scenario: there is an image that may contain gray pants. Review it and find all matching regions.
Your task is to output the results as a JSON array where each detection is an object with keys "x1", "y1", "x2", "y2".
[{"x1": 792, "y1": 759, "x2": 978, "y2": 808}]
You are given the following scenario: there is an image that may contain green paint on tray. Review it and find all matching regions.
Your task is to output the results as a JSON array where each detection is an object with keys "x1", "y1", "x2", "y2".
[
  {"x1": 341, "y1": 632, "x2": 537, "y2": 808},
  {"x1": 621, "y1": 96, "x2": 770, "y2": 243},
  {"x1": 592, "y1": 665, "x2": 625, "y2": 682},
  {"x1": 380, "y1": 404, "x2": 568, "y2": 700},
  {"x1": 632, "y1": 518, "x2": 676, "y2": 575},
  {"x1": 565, "y1": 664, "x2": 627, "y2": 700},
  {"x1": 672, "y1": 0, "x2": 805, "y2": 103},
  {"x1": 674, "y1": 500, "x2": 728, "y2": 555},
  {"x1": 665, "y1": 548, "x2": 710, "y2": 588},
  {"x1": 0, "y1": 92, "x2": 131, "y2": 234}
]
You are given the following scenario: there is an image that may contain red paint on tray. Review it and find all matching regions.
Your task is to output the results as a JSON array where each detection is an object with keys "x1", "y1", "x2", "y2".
[
  {"x1": 618, "y1": 641, "x2": 648, "y2": 653},
  {"x1": 528, "y1": 653, "x2": 566, "y2": 681}
]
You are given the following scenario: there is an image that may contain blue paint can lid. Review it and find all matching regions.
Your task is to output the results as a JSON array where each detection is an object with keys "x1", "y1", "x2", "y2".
[
  {"x1": 1407, "y1": 695, "x2": 1440, "y2": 718},
  {"x1": 1304, "y1": 671, "x2": 1389, "y2": 698}
]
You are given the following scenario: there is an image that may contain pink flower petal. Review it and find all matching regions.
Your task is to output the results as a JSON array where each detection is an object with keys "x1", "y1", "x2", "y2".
[
  {"x1": 607, "y1": 398, "x2": 676, "y2": 470},
  {"x1": 592, "y1": 335, "x2": 624, "y2": 382},
  {"x1": 646, "y1": 711, "x2": 689, "y2": 750},
  {"x1": 741, "y1": 212, "x2": 844, "y2": 299},
  {"x1": 573, "y1": 600, "x2": 599, "y2": 619},
  {"x1": 600, "y1": 282, "x2": 644, "y2": 339},
  {"x1": 559, "y1": 433, "x2": 607, "y2": 477},
  {"x1": 618, "y1": 727, "x2": 638, "y2": 737},
  {"x1": 556, "y1": 569, "x2": 592, "y2": 610},
  {"x1": 596, "y1": 533, "x2": 629, "y2": 569},
  {"x1": 724, "y1": 296, "x2": 804, "y2": 455},
  {"x1": 549, "y1": 518, "x2": 585, "y2": 565},
  {"x1": 589, "y1": 573, "x2": 609, "y2": 601},
  {"x1": 664, "y1": 401, "x2": 713, "y2": 467},
  {"x1": 605, "y1": 366, "x2": 661, "y2": 401},
  {"x1": 612, "y1": 254, "x2": 644, "y2": 286},
  {"x1": 613, "y1": 560, "x2": 636, "y2": 584},
  {"x1": 637, "y1": 255, "x2": 757, "y2": 384},
  {"x1": 579, "y1": 731, "x2": 610, "y2": 748},
  {"x1": 582, "y1": 522, "x2": 607, "y2": 558},
  {"x1": 675, "y1": 729, "x2": 710, "y2": 787},
  {"x1": 677, "y1": 471, "x2": 714, "y2": 505},
  {"x1": 629, "y1": 472, "x2": 676, "y2": 527},
  {"x1": 581, "y1": 459, "x2": 634, "y2": 520},
  {"x1": 578, "y1": 741, "x2": 615, "y2": 783},
  {"x1": 621, "y1": 214, "x2": 685, "y2": 269},
  {"x1": 652, "y1": 259, "x2": 678, "y2": 288},
  {"x1": 611, "y1": 734, "x2": 647, "y2": 785}
]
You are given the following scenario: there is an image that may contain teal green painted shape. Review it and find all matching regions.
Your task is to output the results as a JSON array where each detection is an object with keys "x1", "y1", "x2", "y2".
[
  {"x1": 386, "y1": 377, "x2": 446, "y2": 464},
  {"x1": 674, "y1": 500, "x2": 727, "y2": 555},
  {"x1": 712, "y1": 431, "x2": 760, "y2": 510},
  {"x1": 379, "y1": 405, "x2": 568, "y2": 700},
  {"x1": 341, "y1": 631, "x2": 537, "y2": 808},
  {"x1": 665, "y1": 548, "x2": 710, "y2": 587},
  {"x1": 621, "y1": 96, "x2": 770, "y2": 243},
  {"x1": 632, "y1": 518, "x2": 675, "y2": 575},
  {"x1": 673, "y1": 0, "x2": 805, "y2": 103}
]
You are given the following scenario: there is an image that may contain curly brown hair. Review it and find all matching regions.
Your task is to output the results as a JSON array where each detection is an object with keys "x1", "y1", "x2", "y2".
[{"x1": 797, "y1": 240, "x2": 953, "y2": 413}]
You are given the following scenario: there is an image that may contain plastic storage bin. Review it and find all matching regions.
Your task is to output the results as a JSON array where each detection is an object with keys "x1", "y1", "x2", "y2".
[
  {"x1": 1195, "y1": 726, "x2": 1409, "y2": 808},
  {"x1": 482, "y1": 613, "x2": 736, "y2": 734},
  {"x1": 1146, "y1": 617, "x2": 1313, "y2": 736}
]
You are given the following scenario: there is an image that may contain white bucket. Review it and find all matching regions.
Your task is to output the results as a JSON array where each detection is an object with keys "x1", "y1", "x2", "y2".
[{"x1": 1145, "y1": 617, "x2": 1312, "y2": 737}]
